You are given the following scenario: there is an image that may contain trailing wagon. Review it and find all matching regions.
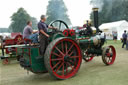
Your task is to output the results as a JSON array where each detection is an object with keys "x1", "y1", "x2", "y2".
[{"x1": 0, "y1": 33, "x2": 31, "y2": 64}]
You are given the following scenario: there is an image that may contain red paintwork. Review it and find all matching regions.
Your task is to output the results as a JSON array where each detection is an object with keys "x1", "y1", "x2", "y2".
[
  {"x1": 3, "y1": 33, "x2": 31, "y2": 56},
  {"x1": 83, "y1": 52, "x2": 94, "y2": 62},
  {"x1": 49, "y1": 38, "x2": 82, "y2": 79},
  {"x1": 17, "y1": 38, "x2": 31, "y2": 45},
  {"x1": 2, "y1": 58, "x2": 9, "y2": 64},
  {"x1": 14, "y1": 35, "x2": 23, "y2": 43},
  {"x1": 84, "y1": 56, "x2": 94, "y2": 62},
  {"x1": 63, "y1": 29, "x2": 69, "y2": 37},
  {"x1": 69, "y1": 29, "x2": 75, "y2": 36},
  {"x1": 11, "y1": 33, "x2": 21, "y2": 38},
  {"x1": 4, "y1": 33, "x2": 23, "y2": 54},
  {"x1": 63, "y1": 29, "x2": 75, "y2": 37},
  {"x1": 5, "y1": 33, "x2": 23, "y2": 45}
]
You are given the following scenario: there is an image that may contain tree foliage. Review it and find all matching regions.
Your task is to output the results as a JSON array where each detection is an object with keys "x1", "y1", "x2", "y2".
[
  {"x1": 31, "y1": 17, "x2": 38, "y2": 30},
  {"x1": 0, "y1": 28, "x2": 9, "y2": 33},
  {"x1": 9, "y1": 8, "x2": 30, "y2": 32},
  {"x1": 46, "y1": 0, "x2": 71, "y2": 25},
  {"x1": 9, "y1": 8, "x2": 38, "y2": 32},
  {"x1": 90, "y1": 0, "x2": 128, "y2": 25}
]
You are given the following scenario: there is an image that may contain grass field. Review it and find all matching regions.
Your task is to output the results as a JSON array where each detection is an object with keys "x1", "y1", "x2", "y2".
[{"x1": 0, "y1": 40, "x2": 128, "y2": 85}]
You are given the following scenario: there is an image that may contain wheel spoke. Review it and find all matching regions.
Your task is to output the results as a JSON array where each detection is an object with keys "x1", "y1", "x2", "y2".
[
  {"x1": 59, "y1": 22, "x2": 61, "y2": 30},
  {"x1": 62, "y1": 62, "x2": 64, "y2": 76},
  {"x1": 55, "y1": 62, "x2": 63, "y2": 73},
  {"x1": 106, "y1": 56, "x2": 111, "y2": 63},
  {"x1": 69, "y1": 60, "x2": 74, "y2": 64},
  {"x1": 65, "y1": 42, "x2": 68, "y2": 54},
  {"x1": 52, "y1": 52, "x2": 62, "y2": 58},
  {"x1": 108, "y1": 57, "x2": 112, "y2": 63},
  {"x1": 65, "y1": 62, "x2": 68, "y2": 74},
  {"x1": 52, "y1": 61, "x2": 61, "y2": 69},
  {"x1": 51, "y1": 24, "x2": 54, "y2": 27},
  {"x1": 67, "y1": 62, "x2": 74, "y2": 71},
  {"x1": 70, "y1": 56, "x2": 79, "y2": 58},
  {"x1": 107, "y1": 58, "x2": 109, "y2": 63},
  {"x1": 51, "y1": 58, "x2": 63, "y2": 61},
  {"x1": 69, "y1": 51, "x2": 74, "y2": 56},
  {"x1": 55, "y1": 46, "x2": 64, "y2": 56},
  {"x1": 61, "y1": 42, "x2": 64, "y2": 53},
  {"x1": 105, "y1": 53, "x2": 112, "y2": 63},
  {"x1": 69, "y1": 60, "x2": 76, "y2": 67},
  {"x1": 67, "y1": 44, "x2": 74, "y2": 54}
]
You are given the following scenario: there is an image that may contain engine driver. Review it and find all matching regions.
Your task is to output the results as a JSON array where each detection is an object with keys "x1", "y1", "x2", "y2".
[
  {"x1": 38, "y1": 15, "x2": 56, "y2": 56},
  {"x1": 79, "y1": 20, "x2": 93, "y2": 36},
  {"x1": 84, "y1": 20, "x2": 93, "y2": 35}
]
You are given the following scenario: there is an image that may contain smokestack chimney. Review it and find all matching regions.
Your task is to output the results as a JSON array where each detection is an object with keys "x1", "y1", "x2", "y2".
[{"x1": 92, "y1": 8, "x2": 100, "y2": 33}]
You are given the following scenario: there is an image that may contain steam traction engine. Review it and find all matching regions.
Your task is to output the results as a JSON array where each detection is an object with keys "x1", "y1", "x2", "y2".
[{"x1": 4, "y1": 8, "x2": 116, "y2": 79}]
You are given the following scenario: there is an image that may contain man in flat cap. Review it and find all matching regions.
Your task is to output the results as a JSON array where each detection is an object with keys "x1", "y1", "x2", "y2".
[{"x1": 38, "y1": 15, "x2": 56, "y2": 55}]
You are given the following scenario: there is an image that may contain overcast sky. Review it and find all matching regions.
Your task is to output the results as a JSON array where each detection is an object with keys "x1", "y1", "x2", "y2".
[{"x1": 0, "y1": 0, "x2": 92, "y2": 28}]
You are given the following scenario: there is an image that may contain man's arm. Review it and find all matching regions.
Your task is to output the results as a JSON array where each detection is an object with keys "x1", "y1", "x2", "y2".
[
  {"x1": 32, "y1": 30, "x2": 38, "y2": 34},
  {"x1": 40, "y1": 30, "x2": 49, "y2": 38},
  {"x1": 48, "y1": 26, "x2": 57, "y2": 29}
]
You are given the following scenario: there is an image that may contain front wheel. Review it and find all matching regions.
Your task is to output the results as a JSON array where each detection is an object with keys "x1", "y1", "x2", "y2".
[
  {"x1": 83, "y1": 51, "x2": 94, "y2": 62},
  {"x1": 102, "y1": 46, "x2": 116, "y2": 65},
  {"x1": 44, "y1": 38, "x2": 82, "y2": 79},
  {"x1": 83, "y1": 56, "x2": 94, "y2": 62}
]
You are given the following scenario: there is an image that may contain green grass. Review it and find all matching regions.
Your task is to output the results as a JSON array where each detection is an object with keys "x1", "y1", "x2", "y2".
[
  {"x1": 0, "y1": 40, "x2": 128, "y2": 85},
  {"x1": 105, "y1": 40, "x2": 122, "y2": 46}
]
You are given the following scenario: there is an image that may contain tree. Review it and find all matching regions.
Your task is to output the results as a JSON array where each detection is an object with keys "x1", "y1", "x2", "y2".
[
  {"x1": 90, "y1": 0, "x2": 128, "y2": 25},
  {"x1": 0, "y1": 28, "x2": 9, "y2": 33},
  {"x1": 9, "y1": 8, "x2": 31, "y2": 32},
  {"x1": 31, "y1": 17, "x2": 38, "y2": 30},
  {"x1": 46, "y1": 0, "x2": 71, "y2": 25},
  {"x1": 9, "y1": 8, "x2": 38, "y2": 32}
]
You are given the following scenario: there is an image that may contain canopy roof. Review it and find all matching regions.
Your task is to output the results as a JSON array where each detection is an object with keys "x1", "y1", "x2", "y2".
[{"x1": 99, "y1": 20, "x2": 128, "y2": 30}]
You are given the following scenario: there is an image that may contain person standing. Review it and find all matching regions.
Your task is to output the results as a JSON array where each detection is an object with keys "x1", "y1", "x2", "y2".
[
  {"x1": 126, "y1": 32, "x2": 128, "y2": 50},
  {"x1": 122, "y1": 30, "x2": 127, "y2": 48},
  {"x1": 38, "y1": 15, "x2": 56, "y2": 55}
]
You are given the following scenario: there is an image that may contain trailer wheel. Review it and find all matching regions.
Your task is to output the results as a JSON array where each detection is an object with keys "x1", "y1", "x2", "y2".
[
  {"x1": 102, "y1": 46, "x2": 116, "y2": 65},
  {"x1": 44, "y1": 38, "x2": 82, "y2": 79},
  {"x1": 2, "y1": 58, "x2": 9, "y2": 65}
]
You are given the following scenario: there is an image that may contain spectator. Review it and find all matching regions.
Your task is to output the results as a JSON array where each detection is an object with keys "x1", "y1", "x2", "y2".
[
  {"x1": 112, "y1": 31, "x2": 118, "y2": 42},
  {"x1": 126, "y1": 32, "x2": 128, "y2": 50},
  {"x1": 122, "y1": 30, "x2": 127, "y2": 48}
]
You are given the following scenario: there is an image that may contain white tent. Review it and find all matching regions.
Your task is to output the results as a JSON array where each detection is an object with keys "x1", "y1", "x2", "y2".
[
  {"x1": 99, "y1": 20, "x2": 128, "y2": 40},
  {"x1": 0, "y1": 33, "x2": 11, "y2": 39}
]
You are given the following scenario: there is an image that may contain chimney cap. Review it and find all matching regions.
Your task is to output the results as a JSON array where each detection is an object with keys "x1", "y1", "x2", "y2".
[{"x1": 92, "y1": 8, "x2": 99, "y2": 11}]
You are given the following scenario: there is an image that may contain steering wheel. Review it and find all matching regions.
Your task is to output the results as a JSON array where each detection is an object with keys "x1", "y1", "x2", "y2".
[{"x1": 49, "y1": 20, "x2": 69, "y2": 32}]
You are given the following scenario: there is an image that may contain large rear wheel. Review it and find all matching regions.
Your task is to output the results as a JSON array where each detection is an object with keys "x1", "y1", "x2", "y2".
[{"x1": 44, "y1": 38, "x2": 82, "y2": 79}]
